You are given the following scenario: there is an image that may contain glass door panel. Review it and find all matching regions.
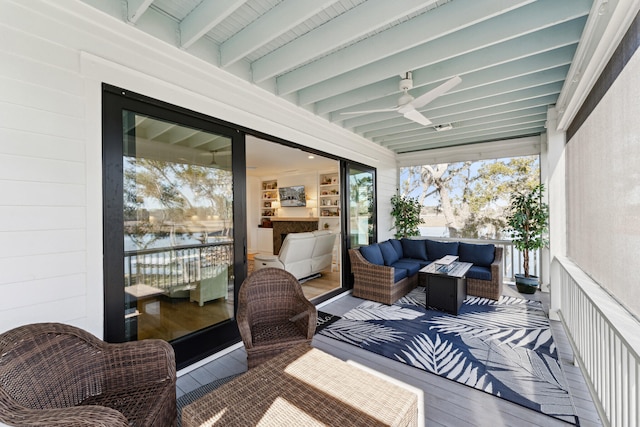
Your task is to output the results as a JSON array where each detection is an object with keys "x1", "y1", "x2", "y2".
[
  {"x1": 347, "y1": 165, "x2": 376, "y2": 248},
  {"x1": 122, "y1": 111, "x2": 234, "y2": 343}
]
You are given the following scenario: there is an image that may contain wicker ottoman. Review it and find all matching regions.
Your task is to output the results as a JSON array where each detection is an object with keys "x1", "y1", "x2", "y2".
[{"x1": 182, "y1": 344, "x2": 418, "y2": 426}]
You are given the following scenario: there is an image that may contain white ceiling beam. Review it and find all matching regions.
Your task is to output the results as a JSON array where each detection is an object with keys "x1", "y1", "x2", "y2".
[
  {"x1": 334, "y1": 65, "x2": 568, "y2": 119},
  {"x1": 277, "y1": 0, "x2": 537, "y2": 94},
  {"x1": 346, "y1": 84, "x2": 562, "y2": 130},
  {"x1": 221, "y1": 0, "x2": 341, "y2": 68},
  {"x1": 179, "y1": 0, "x2": 247, "y2": 49},
  {"x1": 395, "y1": 124, "x2": 546, "y2": 153},
  {"x1": 374, "y1": 108, "x2": 547, "y2": 143},
  {"x1": 397, "y1": 127, "x2": 545, "y2": 153},
  {"x1": 380, "y1": 117, "x2": 547, "y2": 148},
  {"x1": 365, "y1": 105, "x2": 548, "y2": 139},
  {"x1": 356, "y1": 93, "x2": 558, "y2": 135},
  {"x1": 251, "y1": 0, "x2": 440, "y2": 82},
  {"x1": 383, "y1": 121, "x2": 547, "y2": 152},
  {"x1": 300, "y1": 14, "x2": 586, "y2": 105},
  {"x1": 282, "y1": 0, "x2": 590, "y2": 96},
  {"x1": 316, "y1": 45, "x2": 576, "y2": 115},
  {"x1": 382, "y1": 114, "x2": 548, "y2": 148},
  {"x1": 127, "y1": 0, "x2": 153, "y2": 23},
  {"x1": 396, "y1": 136, "x2": 542, "y2": 166}
]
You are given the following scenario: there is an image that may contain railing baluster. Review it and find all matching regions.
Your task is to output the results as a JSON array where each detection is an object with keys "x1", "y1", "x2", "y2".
[
  {"x1": 555, "y1": 256, "x2": 640, "y2": 427},
  {"x1": 124, "y1": 241, "x2": 233, "y2": 294}
]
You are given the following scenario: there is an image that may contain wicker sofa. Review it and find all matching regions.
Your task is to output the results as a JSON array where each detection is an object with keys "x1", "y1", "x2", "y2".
[{"x1": 350, "y1": 238, "x2": 503, "y2": 305}]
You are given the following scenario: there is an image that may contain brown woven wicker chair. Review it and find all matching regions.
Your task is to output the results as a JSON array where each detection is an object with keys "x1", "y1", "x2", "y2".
[
  {"x1": 237, "y1": 268, "x2": 317, "y2": 369},
  {"x1": 0, "y1": 322, "x2": 177, "y2": 427}
]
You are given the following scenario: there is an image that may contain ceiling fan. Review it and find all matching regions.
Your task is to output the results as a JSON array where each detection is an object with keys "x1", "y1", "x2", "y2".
[{"x1": 341, "y1": 72, "x2": 462, "y2": 126}]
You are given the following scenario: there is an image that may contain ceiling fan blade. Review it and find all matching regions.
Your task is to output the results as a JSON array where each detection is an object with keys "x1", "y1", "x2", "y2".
[
  {"x1": 340, "y1": 107, "x2": 399, "y2": 115},
  {"x1": 408, "y1": 75, "x2": 462, "y2": 109},
  {"x1": 402, "y1": 108, "x2": 432, "y2": 126}
]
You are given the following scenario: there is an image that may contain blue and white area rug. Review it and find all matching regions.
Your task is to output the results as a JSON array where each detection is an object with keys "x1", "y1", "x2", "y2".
[{"x1": 319, "y1": 288, "x2": 579, "y2": 425}]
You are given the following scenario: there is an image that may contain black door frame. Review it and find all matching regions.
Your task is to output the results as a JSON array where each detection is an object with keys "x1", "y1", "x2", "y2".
[
  {"x1": 102, "y1": 84, "x2": 246, "y2": 368},
  {"x1": 102, "y1": 84, "x2": 378, "y2": 367}
]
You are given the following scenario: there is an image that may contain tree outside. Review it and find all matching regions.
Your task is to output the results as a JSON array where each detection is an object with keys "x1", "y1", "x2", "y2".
[
  {"x1": 399, "y1": 155, "x2": 540, "y2": 240},
  {"x1": 124, "y1": 157, "x2": 233, "y2": 250}
]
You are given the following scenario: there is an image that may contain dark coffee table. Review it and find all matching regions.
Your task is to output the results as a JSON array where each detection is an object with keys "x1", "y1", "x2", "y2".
[{"x1": 419, "y1": 261, "x2": 473, "y2": 315}]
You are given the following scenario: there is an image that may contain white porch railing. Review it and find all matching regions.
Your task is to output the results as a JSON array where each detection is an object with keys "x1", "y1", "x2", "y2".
[
  {"x1": 418, "y1": 236, "x2": 540, "y2": 281},
  {"x1": 554, "y1": 256, "x2": 640, "y2": 427}
]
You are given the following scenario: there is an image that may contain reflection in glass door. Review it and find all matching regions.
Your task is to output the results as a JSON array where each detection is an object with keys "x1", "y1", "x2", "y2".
[
  {"x1": 103, "y1": 85, "x2": 245, "y2": 368},
  {"x1": 347, "y1": 165, "x2": 376, "y2": 248},
  {"x1": 122, "y1": 112, "x2": 234, "y2": 343}
]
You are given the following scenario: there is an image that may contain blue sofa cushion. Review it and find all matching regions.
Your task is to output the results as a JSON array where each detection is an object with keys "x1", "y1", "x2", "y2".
[
  {"x1": 360, "y1": 244, "x2": 384, "y2": 266},
  {"x1": 459, "y1": 242, "x2": 495, "y2": 267},
  {"x1": 466, "y1": 265, "x2": 492, "y2": 281},
  {"x1": 389, "y1": 239, "x2": 403, "y2": 258},
  {"x1": 426, "y1": 240, "x2": 459, "y2": 260},
  {"x1": 401, "y1": 238, "x2": 428, "y2": 260},
  {"x1": 379, "y1": 241, "x2": 400, "y2": 266},
  {"x1": 400, "y1": 258, "x2": 432, "y2": 269},
  {"x1": 393, "y1": 267, "x2": 409, "y2": 282},
  {"x1": 391, "y1": 260, "x2": 421, "y2": 276}
]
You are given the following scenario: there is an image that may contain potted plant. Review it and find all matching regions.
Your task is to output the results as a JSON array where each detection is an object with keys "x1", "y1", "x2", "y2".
[
  {"x1": 505, "y1": 184, "x2": 549, "y2": 293},
  {"x1": 390, "y1": 194, "x2": 424, "y2": 238}
]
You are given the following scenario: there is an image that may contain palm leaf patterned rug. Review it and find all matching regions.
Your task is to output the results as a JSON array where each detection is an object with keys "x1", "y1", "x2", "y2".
[{"x1": 319, "y1": 287, "x2": 579, "y2": 425}]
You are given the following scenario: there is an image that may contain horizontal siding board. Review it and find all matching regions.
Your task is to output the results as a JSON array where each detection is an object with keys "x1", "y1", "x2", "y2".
[
  {"x1": 0, "y1": 103, "x2": 85, "y2": 139},
  {"x1": 0, "y1": 181, "x2": 85, "y2": 206},
  {"x1": 0, "y1": 154, "x2": 85, "y2": 184},
  {"x1": 0, "y1": 50, "x2": 82, "y2": 97},
  {"x1": 0, "y1": 229, "x2": 85, "y2": 258},
  {"x1": 0, "y1": 251, "x2": 86, "y2": 284},
  {"x1": 0, "y1": 128, "x2": 85, "y2": 162},
  {"x1": 0, "y1": 206, "x2": 85, "y2": 232},
  {"x1": 0, "y1": 274, "x2": 86, "y2": 311},
  {"x1": 0, "y1": 295, "x2": 88, "y2": 334},
  {"x1": 0, "y1": 23, "x2": 81, "y2": 81},
  {"x1": 1, "y1": 181, "x2": 86, "y2": 207},
  {"x1": 0, "y1": 76, "x2": 84, "y2": 119}
]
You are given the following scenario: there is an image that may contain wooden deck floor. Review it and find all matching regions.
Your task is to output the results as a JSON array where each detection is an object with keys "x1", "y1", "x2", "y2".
[{"x1": 177, "y1": 285, "x2": 602, "y2": 427}]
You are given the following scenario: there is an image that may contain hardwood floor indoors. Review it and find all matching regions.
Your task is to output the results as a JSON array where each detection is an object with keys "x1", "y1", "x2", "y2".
[
  {"x1": 137, "y1": 258, "x2": 339, "y2": 342},
  {"x1": 177, "y1": 284, "x2": 602, "y2": 427}
]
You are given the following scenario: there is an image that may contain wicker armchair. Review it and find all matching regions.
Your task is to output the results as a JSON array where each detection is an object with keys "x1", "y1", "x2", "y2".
[
  {"x1": 0, "y1": 322, "x2": 177, "y2": 427},
  {"x1": 237, "y1": 268, "x2": 317, "y2": 369}
]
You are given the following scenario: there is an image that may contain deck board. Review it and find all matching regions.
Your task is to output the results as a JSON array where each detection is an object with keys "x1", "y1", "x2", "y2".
[{"x1": 177, "y1": 285, "x2": 603, "y2": 426}]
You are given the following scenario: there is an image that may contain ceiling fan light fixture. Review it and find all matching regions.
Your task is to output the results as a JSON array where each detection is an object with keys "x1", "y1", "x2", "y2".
[{"x1": 434, "y1": 123, "x2": 453, "y2": 132}]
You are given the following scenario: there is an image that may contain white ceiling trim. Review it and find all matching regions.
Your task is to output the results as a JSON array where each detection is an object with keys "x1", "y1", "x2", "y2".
[{"x1": 557, "y1": 0, "x2": 640, "y2": 130}]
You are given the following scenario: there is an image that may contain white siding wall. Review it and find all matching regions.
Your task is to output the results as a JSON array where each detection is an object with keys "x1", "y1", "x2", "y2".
[{"x1": 0, "y1": 0, "x2": 398, "y2": 337}]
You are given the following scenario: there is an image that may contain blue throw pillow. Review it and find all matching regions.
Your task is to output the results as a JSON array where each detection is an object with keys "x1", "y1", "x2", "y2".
[
  {"x1": 458, "y1": 242, "x2": 495, "y2": 267},
  {"x1": 426, "y1": 239, "x2": 459, "y2": 260},
  {"x1": 401, "y1": 238, "x2": 428, "y2": 260},
  {"x1": 359, "y1": 244, "x2": 384, "y2": 265},
  {"x1": 389, "y1": 239, "x2": 403, "y2": 258},
  {"x1": 379, "y1": 241, "x2": 400, "y2": 266}
]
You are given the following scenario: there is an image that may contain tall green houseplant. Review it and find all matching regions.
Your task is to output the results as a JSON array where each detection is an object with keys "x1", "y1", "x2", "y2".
[
  {"x1": 505, "y1": 184, "x2": 549, "y2": 292},
  {"x1": 390, "y1": 194, "x2": 424, "y2": 238}
]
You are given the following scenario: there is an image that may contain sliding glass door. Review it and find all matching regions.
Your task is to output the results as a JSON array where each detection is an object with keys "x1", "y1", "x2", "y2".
[
  {"x1": 347, "y1": 164, "x2": 376, "y2": 249},
  {"x1": 103, "y1": 85, "x2": 246, "y2": 368}
]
